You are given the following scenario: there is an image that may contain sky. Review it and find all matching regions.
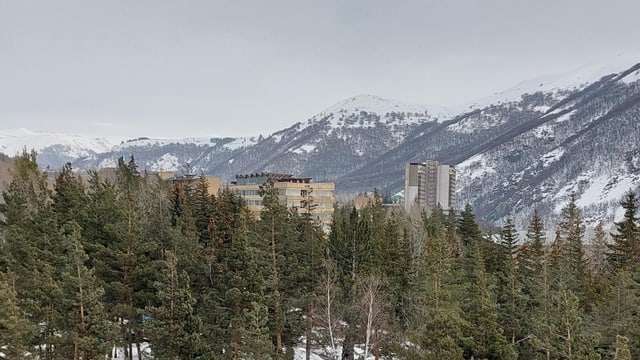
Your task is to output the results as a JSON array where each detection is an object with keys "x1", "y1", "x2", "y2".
[{"x1": 2, "y1": 0, "x2": 640, "y2": 139}]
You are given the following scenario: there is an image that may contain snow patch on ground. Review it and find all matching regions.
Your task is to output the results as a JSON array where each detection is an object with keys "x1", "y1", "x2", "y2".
[
  {"x1": 532, "y1": 105, "x2": 551, "y2": 113},
  {"x1": 552, "y1": 109, "x2": 576, "y2": 122},
  {"x1": 224, "y1": 137, "x2": 258, "y2": 150},
  {"x1": 271, "y1": 133, "x2": 284, "y2": 143},
  {"x1": 458, "y1": 153, "x2": 497, "y2": 180},
  {"x1": 448, "y1": 109, "x2": 507, "y2": 134},
  {"x1": 577, "y1": 173, "x2": 637, "y2": 208},
  {"x1": 554, "y1": 169, "x2": 637, "y2": 214},
  {"x1": 533, "y1": 124, "x2": 554, "y2": 138},
  {"x1": 291, "y1": 144, "x2": 316, "y2": 154},
  {"x1": 98, "y1": 158, "x2": 118, "y2": 168},
  {"x1": 541, "y1": 147, "x2": 564, "y2": 167},
  {"x1": 620, "y1": 68, "x2": 640, "y2": 84},
  {"x1": 148, "y1": 153, "x2": 181, "y2": 171}
]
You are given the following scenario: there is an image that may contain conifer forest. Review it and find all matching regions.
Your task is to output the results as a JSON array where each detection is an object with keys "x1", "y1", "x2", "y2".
[{"x1": 2, "y1": 152, "x2": 640, "y2": 360}]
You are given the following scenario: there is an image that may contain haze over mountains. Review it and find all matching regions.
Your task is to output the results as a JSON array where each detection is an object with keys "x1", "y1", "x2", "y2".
[{"x1": 2, "y1": 56, "x2": 640, "y2": 226}]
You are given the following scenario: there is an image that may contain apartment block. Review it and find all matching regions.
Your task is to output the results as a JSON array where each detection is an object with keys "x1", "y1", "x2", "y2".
[
  {"x1": 404, "y1": 160, "x2": 456, "y2": 213},
  {"x1": 228, "y1": 172, "x2": 335, "y2": 230}
]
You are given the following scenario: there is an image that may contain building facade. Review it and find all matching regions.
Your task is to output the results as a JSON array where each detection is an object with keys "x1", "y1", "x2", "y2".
[
  {"x1": 228, "y1": 172, "x2": 335, "y2": 230},
  {"x1": 404, "y1": 160, "x2": 456, "y2": 212}
]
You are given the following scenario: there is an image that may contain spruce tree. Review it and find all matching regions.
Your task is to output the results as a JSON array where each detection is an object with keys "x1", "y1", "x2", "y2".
[
  {"x1": 0, "y1": 277, "x2": 35, "y2": 359},
  {"x1": 0, "y1": 151, "x2": 64, "y2": 359},
  {"x1": 462, "y1": 241, "x2": 517, "y2": 359},
  {"x1": 401, "y1": 209, "x2": 466, "y2": 359},
  {"x1": 594, "y1": 269, "x2": 640, "y2": 358},
  {"x1": 58, "y1": 223, "x2": 117, "y2": 359},
  {"x1": 52, "y1": 162, "x2": 88, "y2": 227},
  {"x1": 556, "y1": 194, "x2": 590, "y2": 307},
  {"x1": 497, "y1": 219, "x2": 527, "y2": 347},
  {"x1": 591, "y1": 222, "x2": 609, "y2": 275},
  {"x1": 147, "y1": 251, "x2": 206, "y2": 359},
  {"x1": 607, "y1": 192, "x2": 640, "y2": 271},
  {"x1": 207, "y1": 188, "x2": 267, "y2": 358},
  {"x1": 458, "y1": 203, "x2": 483, "y2": 247},
  {"x1": 256, "y1": 178, "x2": 299, "y2": 356}
]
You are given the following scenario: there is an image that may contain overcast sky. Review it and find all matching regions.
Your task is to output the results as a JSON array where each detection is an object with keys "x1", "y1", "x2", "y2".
[{"x1": 2, "y1": 0, "x2": 640, "y2": 139}]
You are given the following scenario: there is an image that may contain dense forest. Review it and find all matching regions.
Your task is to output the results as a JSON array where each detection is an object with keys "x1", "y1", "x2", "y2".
[{"x1": 1, "y1": 151, "x2": 640, "y2": 360}]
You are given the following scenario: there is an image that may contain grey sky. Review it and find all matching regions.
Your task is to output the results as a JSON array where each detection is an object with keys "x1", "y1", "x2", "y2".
[{"x1": 2, "y1": 0, "x2": 639, "y2": 139}]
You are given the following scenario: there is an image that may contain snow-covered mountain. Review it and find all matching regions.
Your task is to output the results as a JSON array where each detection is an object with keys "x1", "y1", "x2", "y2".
[
  {"x1": 0, "y1": 128, "x2": 116, "y2": 167},
  {"x1": 3, "y1": 56, "x2": 640, "y2": 226},
  {"x1": 73, "y1": 136, "x2": 260, "y2": 174}
]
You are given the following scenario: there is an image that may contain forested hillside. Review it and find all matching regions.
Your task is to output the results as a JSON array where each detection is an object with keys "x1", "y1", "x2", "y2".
[{"x1": 1, "y1": 152, "x2": 640, "y2": 359}]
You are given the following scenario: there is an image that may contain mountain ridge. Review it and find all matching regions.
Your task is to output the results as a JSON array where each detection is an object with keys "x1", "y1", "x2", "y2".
[{"x1": 3, "y1": 56, "x2": 640, "y2": 226}]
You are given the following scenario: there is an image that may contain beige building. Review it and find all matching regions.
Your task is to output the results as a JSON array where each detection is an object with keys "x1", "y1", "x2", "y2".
[
  {"x1": 228, "y1": 172, "x2": 335, "y2": 229},
  {"x1": 404, "y1": 160, "x2": 456, "y2": 213}
]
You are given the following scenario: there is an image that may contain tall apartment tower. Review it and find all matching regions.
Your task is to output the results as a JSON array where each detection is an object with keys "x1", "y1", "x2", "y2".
[{"x1": 404, "y1": 160, "x2": 456, "y2": 213}]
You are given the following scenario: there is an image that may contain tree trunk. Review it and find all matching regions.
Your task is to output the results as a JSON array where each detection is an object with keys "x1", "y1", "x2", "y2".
[
  {"x1": 306, "y1": 305, "x2": 312, "y2": 360},
  {"x1": 277, "y1": 332, "x2": 283, "y2": 356},
  {"x1": 342, "y1": 332, "x2": 355, "y2": 360}
]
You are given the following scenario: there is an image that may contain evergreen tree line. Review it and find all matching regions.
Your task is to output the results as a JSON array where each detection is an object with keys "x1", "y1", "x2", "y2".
[{"x1": 1, "y1": 151, "x2": 640, "y2": 359}]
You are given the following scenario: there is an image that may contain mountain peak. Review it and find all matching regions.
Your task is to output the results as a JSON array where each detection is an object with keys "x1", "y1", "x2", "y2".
[{"x1": 318, "y1": 94, "x2": 447, "y2": 117}]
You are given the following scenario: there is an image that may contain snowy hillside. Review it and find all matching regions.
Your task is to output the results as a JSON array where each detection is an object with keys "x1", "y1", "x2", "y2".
[
  {"x1": 458, "y1": 52, "x2": 640, "y2": 112},
  {"x1": 294, "y1": 94, "x2": 446, "y2": 133},
  {"x1": 73, "y1": 136, "x2": 259, "y2": 174},
  {"x1": 0, "y1": 128, "x2": 115, "y2": 157}
]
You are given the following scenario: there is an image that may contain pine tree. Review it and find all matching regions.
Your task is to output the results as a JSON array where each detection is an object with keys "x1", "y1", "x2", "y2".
[
  {"x1": 532, "y1": 281, "x2": 601, "y2": 359},
  {"x1": 527, "y1": 210, "x2": 547, "y2": 272},
  {"x1": 239, "y1": 301, "x2": 273, "y2": 359},
  {"x1": 500, "y1": 218, "x2": 519, "y2": 256},
  {"x1": 607, "y1": 192, "x2": 640, "y2": 271},
  {"x1": 519, "y1": 211, "x2": 547, "y2": 293},
  {"x1": 497, "y1": 219, "x2": 527, "y2": 347},
  {"x1": 328, "y1": 205, "x2": 375, "y2": 360},
  {"x1": 377, "y1": 211, "x2": 412, "y2": 330},
  {"x1": 532, "y1": 254, "x2": 601, "y2": 359},
  {"x1": 52, "y1": 162, "x2": 88, "y2": 227},
  {"x1": 294, "y1": 206, "x2": 326, "y2": 360},
  {"x1": 90, "y1": 158, "x2": 162, "y2": 360},
  {"x1": 402, "y1": 211, "x2": 466, "y2": 359},
  {"x1": 556, "y1": 194, "x2": 589, "y2": 305},
  {"x1": 462, "y1": 241, "x2": 517, "y2": 359},
  {"x1": 458, "y1": 204, "x2": 483, "y2": 247},
  {"x1": 0, "y1": 276, "x2": 35, "y2": 359},
  {"x1": 207, "y1": 188, "x2": 267, "y2": 358},
  {"x1": 591, "y1": 222, "x2": 609, "y2": 275},
  {"x1": 58, "y1": 223, "x2": 118, "y2": 359},
  {"x1": 0, "y1": 151, "x2": 64, "y2": 359},
  {"x1": 594, "y1": 269, "x2": 640, "y2": 358},
  {"x1": 147, "y1": 251, "x2": 206, "y2": 359},
  {"x1": 256, "y1": 178, "x2": 299, "y2": 356}
]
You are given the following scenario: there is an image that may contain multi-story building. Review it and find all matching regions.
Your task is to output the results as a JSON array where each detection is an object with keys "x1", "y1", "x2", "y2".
[
  {"x1": 404, "y1": 160, "x2": 456, "y2": 213},
  {"x1": 228, "y1": 172, "x2": 335, "y2": 230}
]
